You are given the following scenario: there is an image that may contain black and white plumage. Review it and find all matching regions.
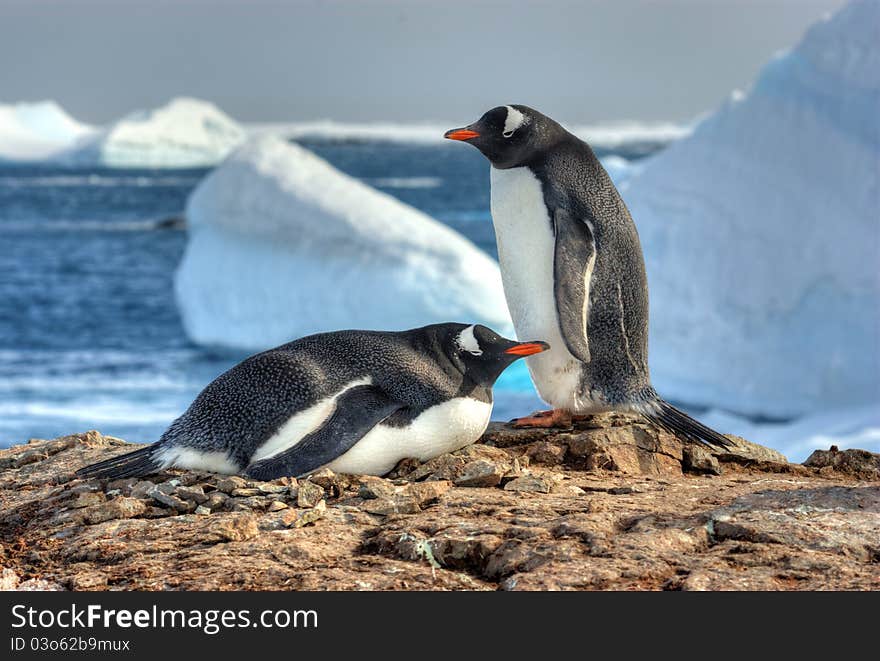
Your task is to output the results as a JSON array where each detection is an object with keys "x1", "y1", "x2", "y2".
[
  {"x1": 76, "y1": 323, "x2": 549, "y2": 480},
  {"x1": 445, "y1": 106, "x2": 733, "y2": 450}
]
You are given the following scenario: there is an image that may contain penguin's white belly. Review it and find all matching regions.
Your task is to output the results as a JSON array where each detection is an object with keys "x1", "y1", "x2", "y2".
[
  {"x1": 490, "y1": 166, "x2": 590, "y2": 411},
  {"x1": 325, "y1": 397, "x2": 493, "y2": 476},
  {"x1": 157, "y1": 446, "x2": 240, "y2": 474}
]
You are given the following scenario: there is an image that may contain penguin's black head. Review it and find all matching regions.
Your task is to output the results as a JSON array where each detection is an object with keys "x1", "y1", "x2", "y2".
[
  {"x1": 437, "y1": 323, "x2": 549, "y2": 387},
  {"x1": 444, "y1": 105, "x2": 565, "y2": 169}
]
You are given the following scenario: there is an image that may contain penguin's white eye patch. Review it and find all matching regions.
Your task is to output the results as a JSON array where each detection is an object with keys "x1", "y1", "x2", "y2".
[
  {"x1": 456, "y1": 325, "x2": 483, "y2": 356},
  {"x1": 503, "y1": 105, "x2": 527, "y2": 139}
]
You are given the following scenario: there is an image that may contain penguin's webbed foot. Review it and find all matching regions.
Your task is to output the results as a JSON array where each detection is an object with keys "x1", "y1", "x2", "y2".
[{"x1": 510, "y1": 409, "x2": 573, "y2": 428}]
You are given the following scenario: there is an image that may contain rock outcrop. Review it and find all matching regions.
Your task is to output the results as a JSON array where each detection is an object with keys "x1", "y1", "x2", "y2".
[{"x1": 1, "y1": 416, "x2": 877, "y2": 591}]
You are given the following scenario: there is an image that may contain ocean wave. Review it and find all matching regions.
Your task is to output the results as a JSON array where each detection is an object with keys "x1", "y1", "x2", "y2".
[
  {"x1": 440, "y1": 210, "x2": 492, "y2": 223},
  {"x1": 365, "y1": 176, "x2": 442, "y2": 189},
  {"x1": 0, "y1": 218, "x2": 184, "y2": 232},
  {"x1": 0, "y1": 375, "x2": 192, "y2": 392},
  {"x1": 0, "y1": 348, "x2": 203, "y2": 366},
  {"x1": 0, "y1": 174, "x2": 202, "y2": 187},
  {"x1": 0, "y1": 400, "x2": 180, "y2": 425}
]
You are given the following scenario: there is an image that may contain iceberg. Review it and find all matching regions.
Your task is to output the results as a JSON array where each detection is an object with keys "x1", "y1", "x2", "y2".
[
  {"x1": 0, "y1": 101, "x2": 95, "y2": 161},
  {"x1": 623, "y1": 0, "x2": 880, "y2": 419},
  {"x1": 63, "y1": 97, "x2": 245, "y2": 168},
  {"x1": 699, "y1": 404, "x2": 880, "y2": 463},
  {"x1": 175, "y1": 135, "x2": 512, "y2": 350},
  {"x1": 599, "y1": 155, "x2": 637, "y2": 186}
]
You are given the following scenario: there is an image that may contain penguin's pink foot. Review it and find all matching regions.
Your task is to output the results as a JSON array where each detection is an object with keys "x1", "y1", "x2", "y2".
[{"x1": 511, "y1": 409, "x2": 573, "y2": 428}]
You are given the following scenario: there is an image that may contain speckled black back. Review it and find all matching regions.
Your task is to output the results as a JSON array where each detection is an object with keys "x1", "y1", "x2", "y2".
[
  {"x1": 529, "y1": 125, "x2": 652, "y2": 402},
  {"x1": 159, "y1": 324, "x2": 489, "y2": 467}
]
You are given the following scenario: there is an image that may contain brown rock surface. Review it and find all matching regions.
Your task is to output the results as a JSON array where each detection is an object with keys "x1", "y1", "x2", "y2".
[
  {"x1": 1, "y1": 418, "x2": 877, "y2": 591},
  {"x1": 804, "y1": 447, "x2": 880, "y2": 480}
]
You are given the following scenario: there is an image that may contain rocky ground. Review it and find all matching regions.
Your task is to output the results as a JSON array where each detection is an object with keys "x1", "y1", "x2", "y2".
[{"x1": 1, "y1": 414, "x2": 878, "y2": 591}]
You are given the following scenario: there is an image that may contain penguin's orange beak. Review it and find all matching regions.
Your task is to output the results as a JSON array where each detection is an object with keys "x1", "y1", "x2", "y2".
[
  {"x1": 444, "y1": 128, "x2": 480, "y2": 141},
  {"x1": 505, "y1": 341, "x2": 550, "y2": 356}
]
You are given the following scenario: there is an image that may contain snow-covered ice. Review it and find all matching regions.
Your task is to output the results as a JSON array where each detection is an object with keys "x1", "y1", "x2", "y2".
[
  {"x1": 62, "y1": 98, "x2": 245, "y2": 168},
  {"x1": 175, "y1": 135, "x2": 512, "y2": 350},
  {"x1": 0, "y1": 101, "x2": 96, "y2": 161},
  {"x1": 599, "y1": 155, "x2": 638, "y2": 186},
  {"x1": 623, "y1": 0, "x2": 880, "y2": 420}
]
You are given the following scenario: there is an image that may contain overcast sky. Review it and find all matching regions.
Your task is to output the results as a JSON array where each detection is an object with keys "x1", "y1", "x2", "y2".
[{"x1": 0, "y1": 0, "x2": 847, "y2": 124}]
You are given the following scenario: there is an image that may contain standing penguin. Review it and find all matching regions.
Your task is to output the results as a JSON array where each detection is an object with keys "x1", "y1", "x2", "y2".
[
  {"x1": 76, "y1": 323, "x2": 548, "y2": 480},
  {"x1": 445, "y1": 105, "x2": 732, "y2": 450}
]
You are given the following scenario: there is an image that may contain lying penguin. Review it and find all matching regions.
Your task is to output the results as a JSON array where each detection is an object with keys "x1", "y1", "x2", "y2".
[
  {"x1": 445, "y1": 105, "x2": 733, "y2": 450},
  {"x1": 76, "y1": 323, "x2": 548, "y2": 480}
]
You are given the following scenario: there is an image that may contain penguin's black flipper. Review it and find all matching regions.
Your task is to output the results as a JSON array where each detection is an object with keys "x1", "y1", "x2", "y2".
[
  {"x1": 244, "y1": 386, "x2": 403, "y2": 480},
  {"x1": 643, "y1": 397, "x2": 736, "y2": 451},
  {"x1": 553, "y1": 207, "x2": 596, "y2": 364}
]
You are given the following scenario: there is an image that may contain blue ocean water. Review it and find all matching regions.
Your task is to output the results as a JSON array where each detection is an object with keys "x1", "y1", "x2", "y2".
[{"x1": 0, "y1": 140, "x2": 661, "y2": 447}]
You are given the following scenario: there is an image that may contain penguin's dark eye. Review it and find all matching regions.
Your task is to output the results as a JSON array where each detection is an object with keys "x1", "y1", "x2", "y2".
[{"x1": 502, "y1": 129, "x2": 515, "y2": 139}]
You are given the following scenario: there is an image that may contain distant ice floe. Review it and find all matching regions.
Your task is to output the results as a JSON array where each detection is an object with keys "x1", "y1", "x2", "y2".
[
  {"x1": 175, "y1": 135, "x2": 512, "y2": 351},
  {"x1": 0, "y1": 97, "x2": 245, "y2": 167},
  {"x1": 60, "y1": 97, "x2": 245, "y2": 168},
  {"x1": 573, "y1": 121, "x2": 693, "y2": 150},
  {"x1": 0, "y1": 101, "x2": 96, "y2": 161},
  {"x1": 247, "y1": 119, "x2": 692, "y2": 149},
  {"x1": 1, "y1": 98, "x2": 688, "y2": 166},
  {"x1": 622, "y1": 0, "x2": 880, "y2": 421}
]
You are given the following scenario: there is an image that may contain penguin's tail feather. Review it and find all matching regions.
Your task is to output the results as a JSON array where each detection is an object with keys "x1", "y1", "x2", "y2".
[
  {"x1": 75, "y1": 445, "x2": 162, "y2": 480},
  {"x1": 640, "y1": 394, "x2": 736, "y2": 451}
]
